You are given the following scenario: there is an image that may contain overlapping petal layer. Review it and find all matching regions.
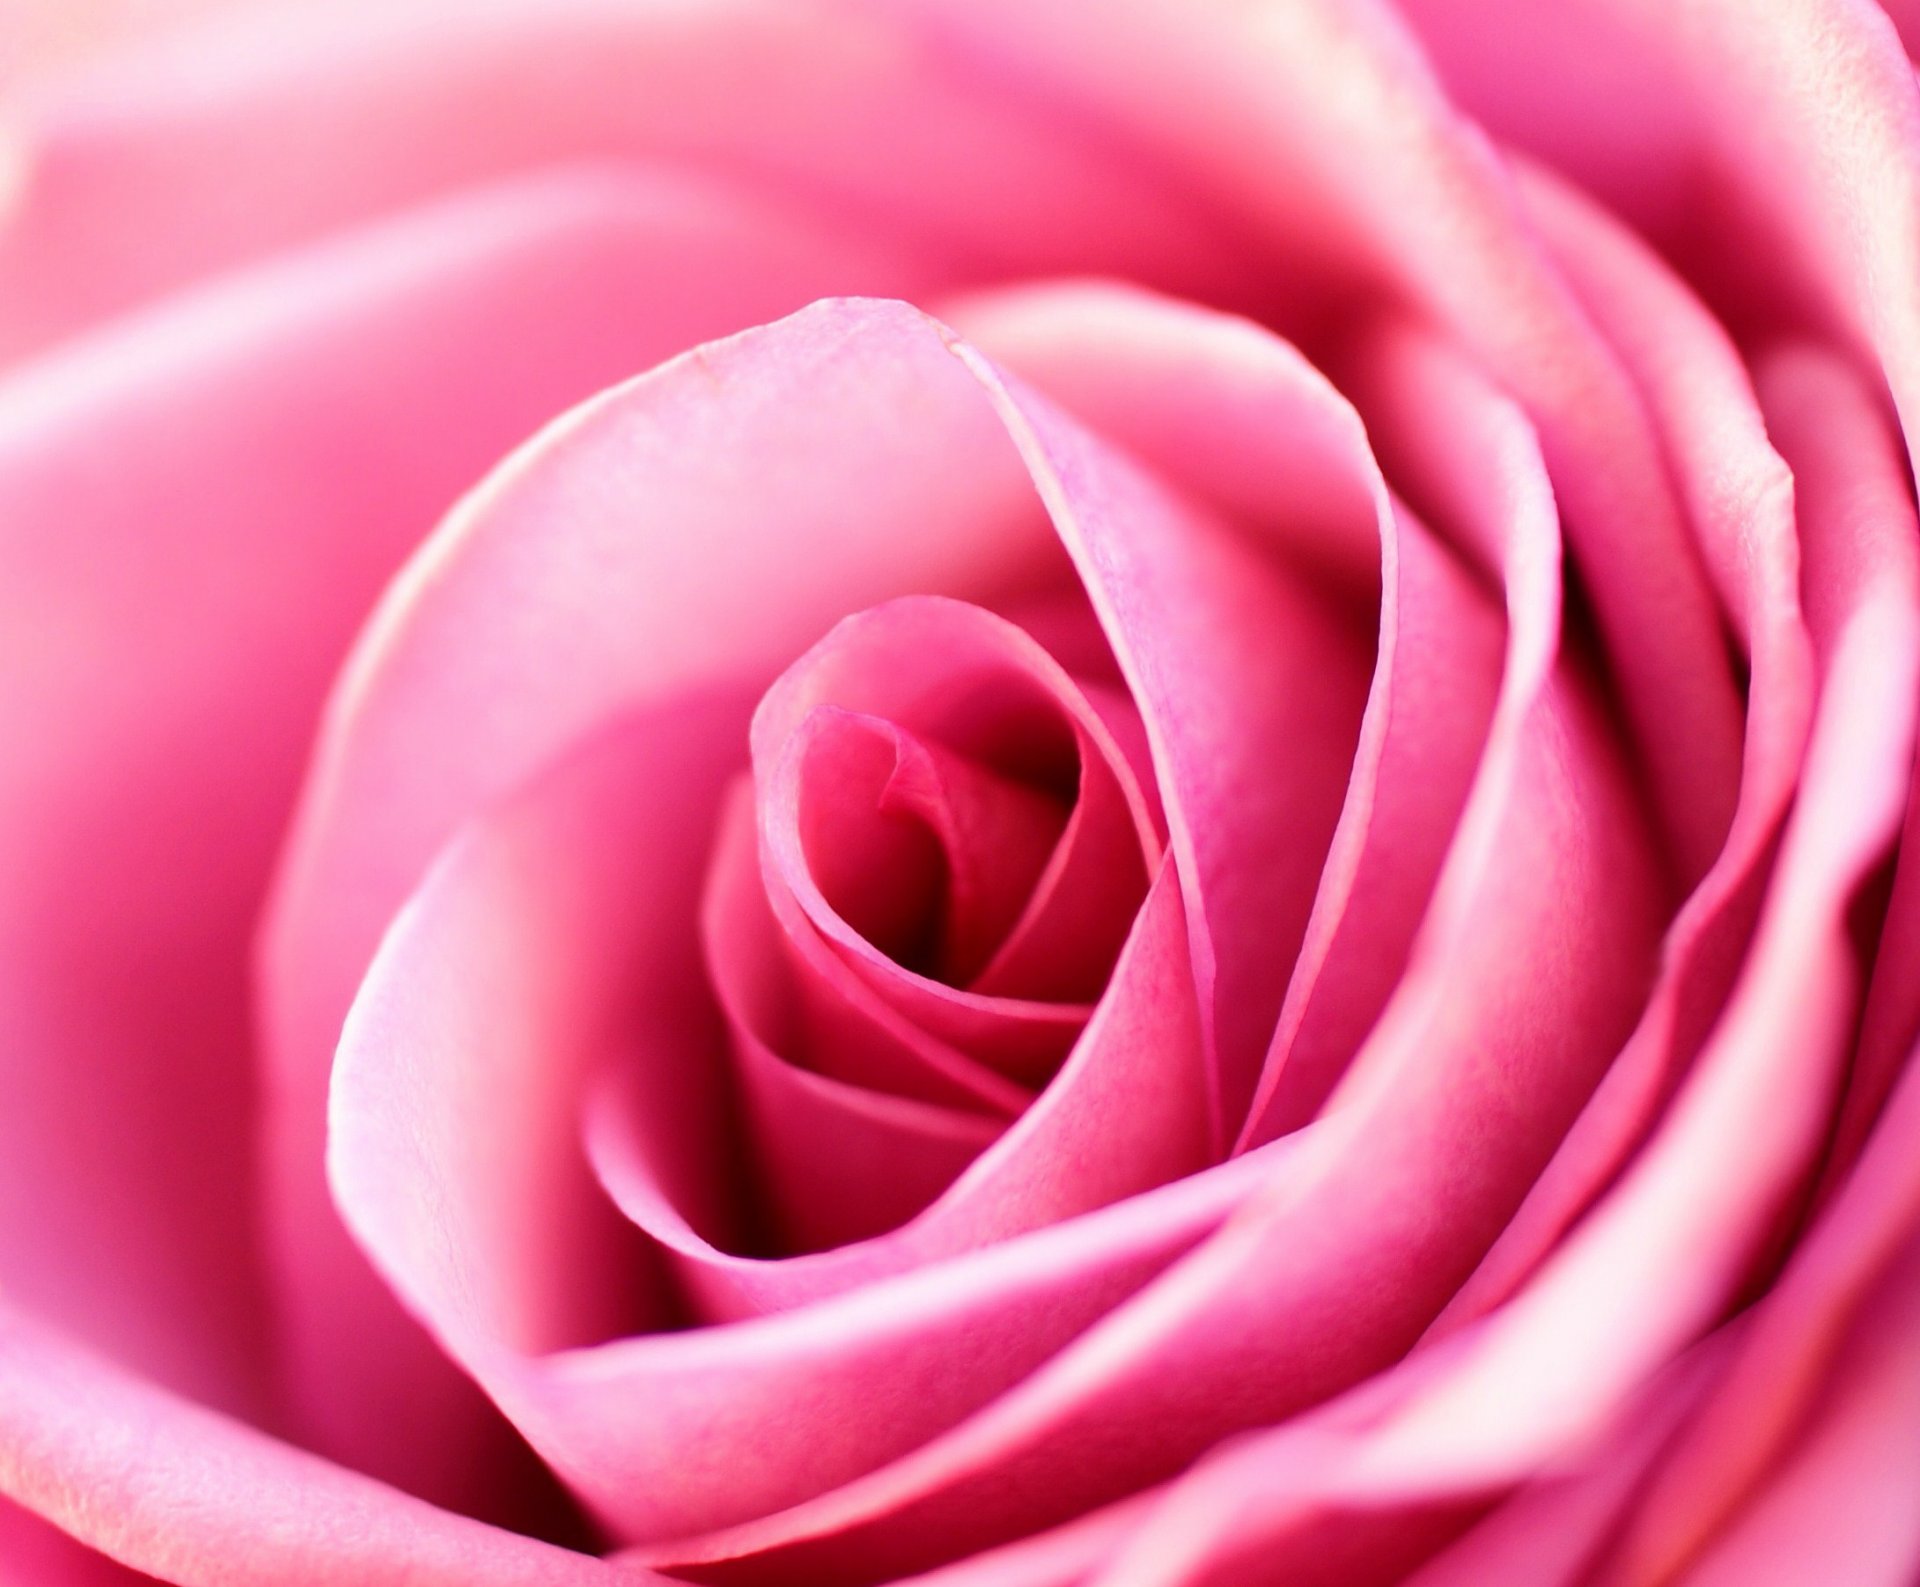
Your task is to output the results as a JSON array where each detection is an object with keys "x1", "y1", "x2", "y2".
[{"x1": 0, "y1": 1, "x2": 1916, "y2": 1584}]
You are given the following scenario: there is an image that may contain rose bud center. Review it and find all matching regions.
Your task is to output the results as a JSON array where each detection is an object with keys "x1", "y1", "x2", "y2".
[{"x1": 680, "y1": 594, "x2": 1162, "y2": 1254}]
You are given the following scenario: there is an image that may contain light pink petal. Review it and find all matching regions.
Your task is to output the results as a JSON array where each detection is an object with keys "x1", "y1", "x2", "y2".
[
  {"x1": 1591, "y1": 1038, "x2": 1920, "y2": 1585},
  {"x1": 1398, "y1": 0, "x2": 1920, "y2": 370},
  {"x1": 1396, "y1": 1362, "x2": 1716, "y2": 1587},
  {"x1": 1661, "y1": 1237, "x2": 1920, "y2": 1587},
  {"x1": 0, "y1": 161, "x2": 890, "y2": 1517},
  {"x1": 951, "y1": 318, "x2": 1378, "y2": 1138},
  {"x1": 899, "y1": 0, "x2": 1745, "y2": 882},
  {"x1": 328, "y1": 696, "x2": 754, "y2": 1365},
  {"x1": 0, "y1": 1302, "x2": 646, "y2": 1587},
  {"x1": 326, "y1": 672, "x2": 1272, "y2": 1540},
  {"x1": 1283, "y1": 342, "x2": 1920, "y2": 1522},
  {"x1": 1090, "y1": 1328, "x2": 1729, "y2": 1587},
  {"x1": 0, "y1": 1312, "x2": 652, "y2": 1587},
  {"x1": 1428, "y1": 159, "x2": 1815, "y2": 1328},
  {"x1": 1573, "y1": 363, "x2": 1920, "y2": 1585},
  {"x1": 646, "y1": 332, "x2": 1666, "y2": 1584},
  {"x1": 943, "y1": 283, "x2": 1504, "y2": 1145},
  {"x1": 0, "y1": 0, "x2": 1256, "y2": 360},
  {"x1": 289, "y1": 297, "x2": 1318, "y2": 1544},
  {"x1": 260, "y1": 295, "x2": 1071, "y2": 1496}
]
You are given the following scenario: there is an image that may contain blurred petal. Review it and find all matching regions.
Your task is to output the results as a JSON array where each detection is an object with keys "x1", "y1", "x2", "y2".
[
  {"x1": 0, "y1": 162, "x2": 896, "y2": 1526},
  {"x1": 0, "y1": 0, "x2": 1253, "y2": 359},
  {"x1": 0, "y1": 1302, "x2": 645, "y2": 1587}
]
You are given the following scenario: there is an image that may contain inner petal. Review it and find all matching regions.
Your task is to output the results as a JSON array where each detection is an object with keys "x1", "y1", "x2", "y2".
[
  {"x1": 751, "y1": 595, "x2": 1161, "y2": 1091},
  {"x1": 795, "y1": 707, "x2": 1070, "y2": 986}
]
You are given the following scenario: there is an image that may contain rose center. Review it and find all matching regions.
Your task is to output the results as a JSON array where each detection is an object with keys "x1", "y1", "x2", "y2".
[{"x1": 792, "y1": 707, "x2": 1073, "y2": 988}]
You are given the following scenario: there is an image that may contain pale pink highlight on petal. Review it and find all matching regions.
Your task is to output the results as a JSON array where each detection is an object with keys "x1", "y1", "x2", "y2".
[{"x1": 0, "y1": 1303, "x2": 645, "y2": 1587}]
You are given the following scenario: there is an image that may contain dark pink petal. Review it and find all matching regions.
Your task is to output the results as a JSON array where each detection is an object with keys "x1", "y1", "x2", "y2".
[
  {"x1": 893, "y1": 1499, "x2": 1150, "y2": 1587},
  {"x1": 1881, "y1": 0, "x2": 1920, "y2": 55},
  {"x1": 0, "y1": 1498, "x2": 149, "y2": 1587},
  {"x1": 706, "y1": 785, "x2": 1034, "y2": 1119},
  {"x1": 594, "y1": 849, "x2": 1207, "y2": 1313},
  {"x1": 677, "y1": 776, "x2": 1007, "y2": 1256},
  {"x1": 786, "y1": 710, "x2": 1066, "y2": 989}
]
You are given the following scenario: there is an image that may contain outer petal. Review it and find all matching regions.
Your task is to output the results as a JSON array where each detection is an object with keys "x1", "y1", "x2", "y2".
[
  {"x1": 0, "y1": 160, "x2": 903, "y2": 1524},
  {"x1": 1667, "y1": 1241, "x2": 1920, "y2": 1587},
  {"x1": 0, "y1": 1300, "x2": 651, "y2": 1587},
  {"x1": 1100, "y1": 338, "x2": 1920, "y2": 1587},
  {"x1": 0, "y1": 0, "x2": 1254, "y2": 359}
]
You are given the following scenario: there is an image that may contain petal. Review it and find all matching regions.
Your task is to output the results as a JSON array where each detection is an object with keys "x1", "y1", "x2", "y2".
[
  {"x1": 748, "y1": 596, "x2": 1157, "y2": 1088},
  {"x1": 0, "y1": 1307, "x2": 643, "y2": 1587},
  {"x1": 1428, "y1": 159, "x2": 1816, "y2": 1329},
  {"x1": 899, "y1": 0, "x2": 1746, "y2": 880},
  {"x1": 1579, "y1": 359, "x2": 1920, "y2": 1585},
  {"x1": 0, "y1": 0, "x2": 1253, "y2": 360},
  {"x1": 291, "y1": 296, "x2": 1286, "y2": 1543},
  {"x1": 951, "y1": 319, "x2": 1378, "y2": 1137},
  {"x1": 0, "y1": 161, "x2": 887, "y2": 1503},
  {"x1": 675, "y1": 775, "x2": 1008, "y2": 1258},
  {"x1": 943, "y1": 282, "x2": 1504, "y2": 1145},
  {"x1": 259, "y1": 292, "x2": 1070, "y2": 1495},
  {"x1": 708, "y1": 781, "x2": 1034, "y2": 1119},
  {"x1": 0, "y1": 1497, "x2": 149, "y2": 1587},
  {"x1": 650, "y1": 319, "x2": 1667, "y2": 1583},
  {"x1": 1661, "y1": 1238, "x2": 1920, "y2": 1587},
  {"x1": 1301, "y1": 342, "x2": 1920, "y2": 1519}
]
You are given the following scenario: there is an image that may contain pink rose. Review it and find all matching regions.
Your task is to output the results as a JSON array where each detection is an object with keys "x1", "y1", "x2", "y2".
[{"x1": 4, "y1": 1, "x2": 1920, "y2": 1583}]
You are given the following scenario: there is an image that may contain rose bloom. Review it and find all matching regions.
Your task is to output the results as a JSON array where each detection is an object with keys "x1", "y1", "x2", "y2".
[{"x1": 4, "y1": 0, "x2": 1920, "y2": 1583}]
